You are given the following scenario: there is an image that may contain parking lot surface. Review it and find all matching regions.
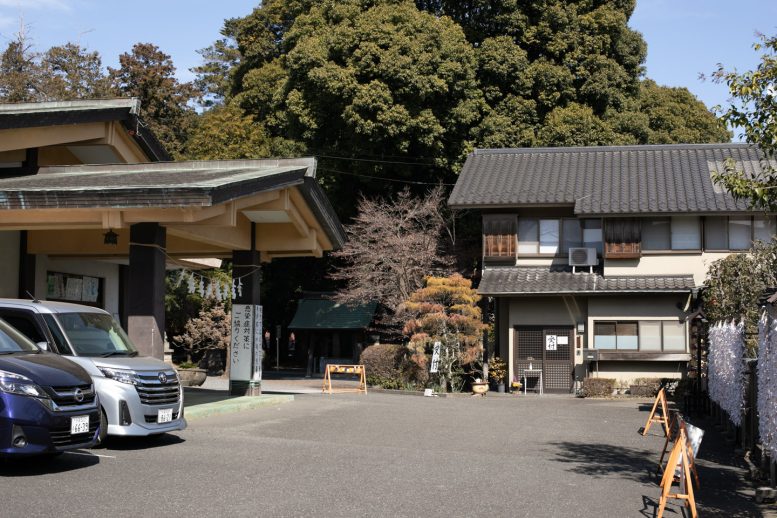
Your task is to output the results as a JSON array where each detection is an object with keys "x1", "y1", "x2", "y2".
[{"x1": 2, "y1": 393, "x2": 761, "y2": 517}]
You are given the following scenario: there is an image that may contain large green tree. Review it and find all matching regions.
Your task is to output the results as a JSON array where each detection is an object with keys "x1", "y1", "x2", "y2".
[
  {"x1": 40, "y1": 43, "x2": 111, "y2": 100},
  {"x1": 108, "y1": 43, "x2": 199, "y2": 158}
]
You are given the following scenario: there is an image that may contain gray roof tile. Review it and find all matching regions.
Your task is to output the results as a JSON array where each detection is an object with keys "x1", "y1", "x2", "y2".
[
  {"x1": 478, "y1": 267, "x2": 695, "y2": 295},
  {"x1": 449, "y1": 144, "x2": 772, "y2": 215}
]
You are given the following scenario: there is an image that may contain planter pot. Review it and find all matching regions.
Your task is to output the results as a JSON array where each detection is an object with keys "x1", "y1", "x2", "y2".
[
  {"x1": 177, "y1": 368, "x2": 207, "y2": 387},
  {"x1": 496, "y1": 383, "x2": 506, "y2": 393},
  {"x1": 471, "y1": 381, "x2": 489, "y2": 396}
]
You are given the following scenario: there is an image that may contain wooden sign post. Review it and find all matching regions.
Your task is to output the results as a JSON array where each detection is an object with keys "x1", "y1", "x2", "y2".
[
  {"x1": 322, "y1": 364, "x2": 367, "y2": 395},
  {"x1": 643, "y1": 387, "x2": 671, "y2": 436},
  {"x1": 657, "y1": 427, "x2": 698, "y2": 518}
]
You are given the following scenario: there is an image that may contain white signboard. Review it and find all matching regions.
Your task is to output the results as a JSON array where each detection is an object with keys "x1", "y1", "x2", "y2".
[
  {"x1": 230, "y1": 304, "x2": 262, "y2": 382},
  {"x1": 545, "y1": 335, "x2": 558, "y2": 351},
  {"x1": 430, "y1": 341, "x2": 441, "y2": 373},
  {"x1": 558, "y1": 336, "x2": 569, "y2": 345}
]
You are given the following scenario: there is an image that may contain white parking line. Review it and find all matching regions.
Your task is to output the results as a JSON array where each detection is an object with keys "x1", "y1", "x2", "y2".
[{"x1": 63, "y1": 451, "x2": 116, "y2": 459}]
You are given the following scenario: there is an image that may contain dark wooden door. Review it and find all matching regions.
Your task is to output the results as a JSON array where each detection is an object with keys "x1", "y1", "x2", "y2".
[{"x1": 514, "y1": 326, "x2": 573, "y2": 393}]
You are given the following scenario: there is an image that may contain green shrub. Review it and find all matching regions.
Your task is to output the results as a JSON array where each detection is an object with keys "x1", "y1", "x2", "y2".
[
  {"x1": 366, "y1": 375, "x2": 406, "y2": 390},
  {"x1": 581, "y1": 377, "x2": 616, "y2": 398}
]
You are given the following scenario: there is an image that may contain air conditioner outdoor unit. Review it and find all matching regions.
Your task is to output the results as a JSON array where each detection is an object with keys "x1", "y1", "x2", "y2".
[{"x1": 569, "y1": 247, "x2": 598, "y2": 267}]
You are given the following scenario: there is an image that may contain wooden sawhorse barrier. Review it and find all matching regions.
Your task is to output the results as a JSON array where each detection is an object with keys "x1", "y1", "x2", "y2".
[
  {"x1": 642, "y1": 387, "x2": 671, "y2": 437},
  {"x1": 657, "y1": 426, "x2": 698, "y2": 518},
  {"x1": 322, "y1": 364, "x2": 367, "y2": 395},
  {"x1": 656, "y1": 412, "x2": 700, "y2": 489}
]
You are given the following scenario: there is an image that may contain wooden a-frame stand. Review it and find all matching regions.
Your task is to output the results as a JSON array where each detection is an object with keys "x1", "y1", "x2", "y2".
[
  {"x1": 657, "y1": 412, "x2": 700, "y2": 489},
  {"x1": 657, "y1": 427, "x2": 698, "y2": 518},
  {"x1": 642, "y1": 387, "x2": 671, "y2": 437},
  {"x1": 322, "y1": 364, "x2": 367, "y2": 395}
]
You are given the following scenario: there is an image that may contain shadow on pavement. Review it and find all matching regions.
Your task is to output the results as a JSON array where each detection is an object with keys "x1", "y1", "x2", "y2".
[
  {"x1": 547, "y1": 441, "x2": 657, "y2": 484},
  {"x1": 102, "y1": 433, "x2": 184, "y2": 452},
  {"x1": 0, "y1": 451, "x2": 99, "y2": 476}
]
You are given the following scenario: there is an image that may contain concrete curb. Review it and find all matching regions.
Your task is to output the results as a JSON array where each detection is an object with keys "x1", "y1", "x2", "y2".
[{"x1": 185, "y1": 395, "x2": 294, "y2": 421}]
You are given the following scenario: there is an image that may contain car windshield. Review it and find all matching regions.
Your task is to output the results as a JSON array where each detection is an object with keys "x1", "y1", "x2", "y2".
[
  {"x1": 0, "y1": 318, "x2": 40, "y2": 354},
  {"x1": 55, "y1": 312, "x2": 138, "y2": 357}
]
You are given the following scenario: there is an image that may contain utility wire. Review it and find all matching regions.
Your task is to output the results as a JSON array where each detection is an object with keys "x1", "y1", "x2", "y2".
[{"x1": 318, "y1": 166, "x2": 455, "y2": 186}]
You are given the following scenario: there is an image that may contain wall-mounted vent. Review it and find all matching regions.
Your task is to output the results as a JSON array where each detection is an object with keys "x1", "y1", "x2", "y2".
[{"x1": 569, "y1": 247, "x2": 597, "y2": 267}]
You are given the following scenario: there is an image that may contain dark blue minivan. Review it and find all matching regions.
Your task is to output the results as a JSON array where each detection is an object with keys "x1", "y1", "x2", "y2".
[{"x1": 0, "y1": 318, "x2": 99, "y2": 456}]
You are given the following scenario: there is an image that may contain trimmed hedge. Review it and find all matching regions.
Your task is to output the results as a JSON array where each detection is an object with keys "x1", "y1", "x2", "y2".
[
  {"x1": 581, "y1": 377, "x2": 616, "y2": 398},
  {"x1": 630, "y1": 377, "x2": 662, "y2": 397}
]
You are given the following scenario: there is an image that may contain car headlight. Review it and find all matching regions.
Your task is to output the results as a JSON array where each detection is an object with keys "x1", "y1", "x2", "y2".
[
  {"x1": 98, "y1": 367, "x2": 138, "y2": 385},
  {"x1": 0, "y1": 370, "x2": 49, "y2": 398}
]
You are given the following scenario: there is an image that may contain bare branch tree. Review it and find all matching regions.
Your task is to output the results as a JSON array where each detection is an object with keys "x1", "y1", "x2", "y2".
[{"x1": 330, "y1": 186, "x2": 453, "y2": 329}]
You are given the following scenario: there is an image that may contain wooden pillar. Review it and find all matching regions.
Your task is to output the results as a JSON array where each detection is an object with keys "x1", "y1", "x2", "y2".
[
  {"x1": 230, "y1": 248, "x2": 261, "y2": 396},
  {"x1": 127, "y1": 223, "x2": 166, "y2": 359}
]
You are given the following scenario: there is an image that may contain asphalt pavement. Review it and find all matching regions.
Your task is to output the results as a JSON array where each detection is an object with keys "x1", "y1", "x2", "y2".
[{"x1": 1, "y1": 393, "x2": 765, "y2": 517}]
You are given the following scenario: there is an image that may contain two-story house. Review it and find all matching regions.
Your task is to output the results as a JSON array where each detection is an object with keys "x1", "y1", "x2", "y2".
[{"x1": 448, "y1": 144, "x2": 773, "y2": 393}]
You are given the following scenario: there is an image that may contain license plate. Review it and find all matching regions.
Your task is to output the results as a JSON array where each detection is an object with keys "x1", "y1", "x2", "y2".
[
  {"x1": 157, "y1": 408, "x2": 173, "y2": 424},
  {"x1": 71, "y1": 415, "x2": 89, "y2": 434}
]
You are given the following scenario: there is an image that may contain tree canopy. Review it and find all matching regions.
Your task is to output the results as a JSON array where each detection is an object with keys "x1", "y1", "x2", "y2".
[
  {"x1": 194, "y1": 0, "x2": 729, "y2": 208},
  {"x1": 711, "y1": 33, "x2": 777, "y2": 210}
]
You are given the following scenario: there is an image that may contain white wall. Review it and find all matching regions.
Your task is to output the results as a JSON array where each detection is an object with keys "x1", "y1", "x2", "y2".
[
  {"x1": 604, "y1": 252, "x2": 732, "y2": 285},
  {"x1": 0, "y1": 231, "x2": 20, "y2": 298},
  {"x1": 34, "y1": 256, "x2": 120, "y2": 318}
]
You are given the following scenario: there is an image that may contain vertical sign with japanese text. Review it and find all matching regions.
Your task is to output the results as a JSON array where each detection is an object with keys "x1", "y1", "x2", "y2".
[
  {"x1": 430, "y1": 341, "x2": 441, "y2": 373},
  {"x1": 230, "y1": 304, "x2": 262, "y2": 382}
]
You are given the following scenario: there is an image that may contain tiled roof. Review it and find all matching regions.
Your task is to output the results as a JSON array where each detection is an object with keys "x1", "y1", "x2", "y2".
[
  {"x1": 449, "y1": 143, "x2": 771, "y2": 215},
  {"x1": 288, "y1": 299, "x2": 377, "y2": 330},
  {"x1": 477, "y1": 267, "x2": 695, "y2": 295}
]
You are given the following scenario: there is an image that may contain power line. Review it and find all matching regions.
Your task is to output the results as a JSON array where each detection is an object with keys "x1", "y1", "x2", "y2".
[
  {"x1": 318, "y1": 167, "x2": 455, "y2": 186},
  {"x1": 316, "y1": 154, "x2": 438, "y2": 167}
]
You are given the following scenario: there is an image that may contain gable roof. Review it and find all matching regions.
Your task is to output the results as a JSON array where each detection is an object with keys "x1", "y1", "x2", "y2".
[
  {"x1": 0, "y1": 98, "x2": 169, "y2": 161},
  {"x1": 448, "y1": 143, "x2": 771, "y2": 216},
  {"x1": 478, "y1": 267, "x2": 694, "y2": 295},
  {"x1": 288, "y1": 299, "x2": 377, "y2": 330}
]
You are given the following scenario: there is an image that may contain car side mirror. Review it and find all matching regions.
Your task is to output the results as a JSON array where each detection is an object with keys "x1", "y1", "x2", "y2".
[{"x1": 36, "y1": 341, "x2": 48, "y2": 351}]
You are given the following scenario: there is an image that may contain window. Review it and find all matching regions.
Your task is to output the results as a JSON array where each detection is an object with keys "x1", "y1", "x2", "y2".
[
  {"x1": 593, "y1": 320, "x2": 686, "y2": 352},
  {"x1": 704, "y1": 217, "x2": 728, "y2": 250},
  {"x1": 754, "y1": 216, "x2": 777, "y2": 242},
  {"x1": 642, "y1": 219, "x2": 671, "y2": 250},
  {"x1": 539, "y1": 219, "x2": 560, "y2": 254},
  {"x1": 518, "y1": 218, "x2": 539, "y2": 254},
  {"x1": 483, "y1": 215, "x2": 516, "y2": 259},
  {"x1": 671, "y1": 216, "x2": 701, "y2": 250},
  {"x1": 704, "y1": 216, "x2": 777, "y2": 250},
  {"x1": 643, "y1": 217, "x2": 701, "y2": 251},
  {"x1": 593, "y1": 322, "x2": 638, "y2": 350},
  {"x1": 729, "y1": 218, "x2": 752, "y2": 250},
  {"x1": 583, "y1": 219, "x2": 604, "y2": 254},
  {"x1": 518, "y1": 218, "x2": 602, "y2": 255}
]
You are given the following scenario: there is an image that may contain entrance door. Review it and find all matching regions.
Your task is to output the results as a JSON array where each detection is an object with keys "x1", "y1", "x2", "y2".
[{"x1": 514, "y1": 326, "x2": 573, "y2": 393}]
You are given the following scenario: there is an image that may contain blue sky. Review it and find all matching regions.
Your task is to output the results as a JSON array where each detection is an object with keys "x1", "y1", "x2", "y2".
[{"x1": 0, "y1": 0, "x2": 775, "y2": 130}]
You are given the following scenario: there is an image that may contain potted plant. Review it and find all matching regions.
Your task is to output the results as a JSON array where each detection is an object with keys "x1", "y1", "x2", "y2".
[
  {"x1": 471, "y1": 377, "x2": 489, "y2": 395},
  {"x1": 489, "y1": 356, "x2": 507, "y2": 393},
  {"x1": 511, "y1": 378, "x2": 523, "y2": 393},
  {"x1": 175, "y1": 361, "x2": 207, "y2": 387}
]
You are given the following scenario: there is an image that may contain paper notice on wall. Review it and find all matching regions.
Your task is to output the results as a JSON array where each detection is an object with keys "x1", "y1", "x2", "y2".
[
  {"x1": 65, "y1": 277, "x2": 83, "y2": 301},
  {"x1": 558, "y1": 336, "x2": 569, "y2": 345},
  {"x1": 545, "y1": 335, "x2": 558, "y2": 351},
  {"x1": 81, "y1": 276, "x2": 99, "y2": 303}
]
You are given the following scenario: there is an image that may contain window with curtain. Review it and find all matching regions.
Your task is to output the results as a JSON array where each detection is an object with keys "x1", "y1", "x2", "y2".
[
  {"x1": 704, "y1": 217, "x2": 728, "y2": 250},
  {"x1": 729, "y1": 218, "x2": 753, "y2": 250},
  {"x1": 671, "y1": 216, "x2": 701, "y2": 250},
  {"x1": 539, "y1": 219, "x2": 560, "y2": 254},
  {"x1": 754, "y1": 216, "x2": 777, "y2": 243},
  {"x1": 517, "y1": 218, "x2": 539, "y2": 254},
  {"x1": 593, "y1": 320, "x2": 687, "y2": 351},
  {"x1": 642, "y1": 219, "x2": 671, "y2": 250}
]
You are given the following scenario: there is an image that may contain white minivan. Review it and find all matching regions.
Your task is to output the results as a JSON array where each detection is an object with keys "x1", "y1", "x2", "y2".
[{"x1": 0, "y1": 299, "x2": 186, "y2": 443}]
